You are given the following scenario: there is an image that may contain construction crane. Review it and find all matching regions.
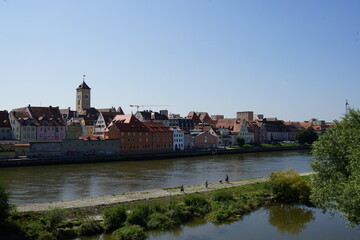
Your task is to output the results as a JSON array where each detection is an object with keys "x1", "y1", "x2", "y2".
[{"x1": 129, "y1": 104, "x2": 168, "y2": 112}]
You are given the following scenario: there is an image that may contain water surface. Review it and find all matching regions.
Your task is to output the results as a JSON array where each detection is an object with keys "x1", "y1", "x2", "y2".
[{"x1": 0, "y1": 150, "x2": 312, "y2": 204}]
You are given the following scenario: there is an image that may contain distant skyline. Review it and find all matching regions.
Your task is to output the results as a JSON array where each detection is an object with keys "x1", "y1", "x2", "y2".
[{"x1": 1, "y1": 0, "x2": 359, "y2": 122}]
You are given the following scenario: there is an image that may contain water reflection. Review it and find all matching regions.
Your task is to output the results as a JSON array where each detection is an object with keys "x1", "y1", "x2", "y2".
[{"x1": 266, "y1": 204, "x2": 315, "y2": 235}]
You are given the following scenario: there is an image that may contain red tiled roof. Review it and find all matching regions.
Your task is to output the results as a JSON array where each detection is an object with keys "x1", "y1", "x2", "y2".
[
  {"x1": 143, "y1": 122, "x2": 172, "y2": 132},
  {"x1": 215, "y1": 118, "x2": 243, "y2": 133},
  {"x1": 102, "y1": 112, "x2": 122, "y2": 126},
  {"x1": 110, "y1": 114, "x2": 148, "y2": 132},
  {"x1": 300, "y1": 121, "x2": 311, "y2": 129},
  {"x1": 187, "y1": 111, "x2": 201, "y2": 124}
]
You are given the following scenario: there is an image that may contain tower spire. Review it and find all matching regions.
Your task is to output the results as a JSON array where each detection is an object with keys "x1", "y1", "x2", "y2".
[
  {"x1": 83, "y1": 74, "x2": 86, "y2": 82},
  {"x1": 346, "y1": 99, "x2": 349, "y2": 114}
]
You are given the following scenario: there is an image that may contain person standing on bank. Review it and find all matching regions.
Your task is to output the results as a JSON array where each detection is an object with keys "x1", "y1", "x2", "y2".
[
  {"x1": 205, "y1": 180, "x2": 208, "y2": 188},
  {"x1": 225, "y1": 175, "x2": 229, "y2": 183},
  {"x1": 180, "y1": 184, "x2": 184, "y2": 193}
]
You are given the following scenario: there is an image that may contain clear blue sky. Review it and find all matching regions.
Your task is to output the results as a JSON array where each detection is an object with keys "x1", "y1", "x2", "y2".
[{"x1": 1, "y1": 0, "x2": 359, "y2": 122}]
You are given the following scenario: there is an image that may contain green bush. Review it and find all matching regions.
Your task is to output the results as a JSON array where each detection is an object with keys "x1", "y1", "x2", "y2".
[
  {"x1": 212, "y1": 189, "x2": 234, "y2": 202},
  {"x1": 268, "y1": 169, "x2": 311, "y2": 204},
  {"x1": 207, "y1": 207, "x2": 233, "y2": 223},
  {"x1": 20, "y1": 221, "x2": 47, "y2": 240},
  {"x1": 166, "y1": 202, "x2": 190, "y2": 224},
  {"x1": 149, "y1": 201, "x2": 167, "y2": 214},
  {"x1": 77, "y1": 219, "x2": 103, "y2": 236},
  {"x1": 147, "y1": 212, "x2": 175, "y2": 230},
  {"x1": 103, "y1": 205, "x2": 127, "y2": 232},
  {"x1": 183, "y1": 194, "x2": 211, "y2": 217},
  {"x1": 0, "y1": 181, "x2": 10, "y2": 223},
  {"x1": 37, "y1": 232, "x2": 57, "y2": 240},
  {"x1": 44, "y1": 207, "x2": 66, "y2": 231},
  {"x1": 126, "y1": 203, "x2": 151, "y2": 228},
  {"x1": 111, "y1": 225, "x2": 147, "y2": 240}
]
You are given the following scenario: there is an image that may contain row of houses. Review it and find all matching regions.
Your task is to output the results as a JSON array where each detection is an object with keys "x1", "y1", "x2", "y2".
[{"x1": 0, "y1": 80, "x2": 334, "y2": 157}]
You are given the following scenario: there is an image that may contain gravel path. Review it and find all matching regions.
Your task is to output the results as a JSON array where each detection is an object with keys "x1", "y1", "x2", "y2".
[{"x1": 16, "y1": 172, "x2": 314, "y2": 213}]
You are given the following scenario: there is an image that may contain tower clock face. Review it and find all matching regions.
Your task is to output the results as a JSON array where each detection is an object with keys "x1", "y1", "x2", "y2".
[
  {"x1": 84, "y1": 94, "x2": 89, "y2": 99},
  {"x1": 78, "y1": 95, "x2": 81, "y2": 99}
]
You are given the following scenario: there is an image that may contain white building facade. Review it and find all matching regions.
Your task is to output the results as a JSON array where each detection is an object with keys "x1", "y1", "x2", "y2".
[{"x1": 171, "y1": 127, "x2": 184, "y2": 151}]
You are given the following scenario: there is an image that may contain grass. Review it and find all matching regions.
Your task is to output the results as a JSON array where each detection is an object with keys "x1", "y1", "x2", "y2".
[{"x1": 2, "y1": 172, "x2": 313, "y2": 240}]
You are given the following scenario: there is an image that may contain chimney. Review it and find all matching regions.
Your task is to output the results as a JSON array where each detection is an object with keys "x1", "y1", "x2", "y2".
[{"x1": 151, "y1": 112, "x2": 155, "y2": 120}]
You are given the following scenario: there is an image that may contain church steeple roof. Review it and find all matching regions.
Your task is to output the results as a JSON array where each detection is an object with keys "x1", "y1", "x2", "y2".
[{"x1": 77, "y1": 81, "x2": 91, "y2": 90}]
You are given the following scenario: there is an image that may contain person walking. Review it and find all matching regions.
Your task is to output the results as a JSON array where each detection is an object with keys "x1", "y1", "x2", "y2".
[{"x1": 225, "y1": 175, "x2": 229, "y2": 183}]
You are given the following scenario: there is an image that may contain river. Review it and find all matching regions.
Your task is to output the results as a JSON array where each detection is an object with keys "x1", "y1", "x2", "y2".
[{"x1": 0, "y1": 150, "x2": 312, "y2": 204}]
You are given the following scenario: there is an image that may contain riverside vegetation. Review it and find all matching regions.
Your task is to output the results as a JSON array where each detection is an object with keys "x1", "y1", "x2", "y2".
[{"x1": 0, "y1": 170, "x2": 312, "y2": 240}]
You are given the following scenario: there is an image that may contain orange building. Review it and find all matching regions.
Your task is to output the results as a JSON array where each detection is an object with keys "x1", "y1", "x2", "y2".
[
  {"x1": 143, "y1": 122, "x2": 173, "y2": 152},
  {"x1": 104, "y1": 114, "x2": 173, "y2": 152}
]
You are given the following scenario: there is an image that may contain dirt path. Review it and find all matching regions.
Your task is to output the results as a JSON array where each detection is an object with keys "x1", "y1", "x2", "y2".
[{"x1": 16, "y1": 172, "x2": 314, "y2": 213}]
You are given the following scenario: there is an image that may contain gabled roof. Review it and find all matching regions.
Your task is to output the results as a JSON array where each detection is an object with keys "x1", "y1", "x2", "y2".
[
  {"x1": 215, "y1": 118, "x2": 242, "y2": 133},
  {"x1": 0, "y1": 110, "x2": 11, "y2": 128},
  {"x1": 261, "y1": 119, "x2": 288, "y2": 132},
  {"x1": 284, "y1": 121, "x2": 303, "y2": 130},
  {"x1": 300, "y1": 121, "x2": 312, "y2": 129},
  {"x1": 187, "y1": 111, "x2": 201, "y2": 124},
  {"x1": 109, "y1": 114, "x2": 148, "y2": 132},
  {"x1": 12, "y1": 106, "x2": 65, "y2": 126},
  {"x1": 76, "y1": 81, "x2": 91, "y2": 90},
  {"x1": 101, "y1": 112, "x2": 122, "y2": 126}
]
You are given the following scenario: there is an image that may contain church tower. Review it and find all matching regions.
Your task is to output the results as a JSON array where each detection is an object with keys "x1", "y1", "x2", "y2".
[{"x1": 76, "y1": 76, "x2": 91, "y2": 115}]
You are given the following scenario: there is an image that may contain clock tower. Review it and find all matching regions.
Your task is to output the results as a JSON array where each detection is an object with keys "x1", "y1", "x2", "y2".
[{"x1": 76, "y1": 76, "x2": 91, "y2": 115}]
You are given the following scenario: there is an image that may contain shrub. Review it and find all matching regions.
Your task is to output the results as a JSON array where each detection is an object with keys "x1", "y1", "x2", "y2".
[
  {"x1": 103, "y1": 205, "x2": 127, "y2": 232},
  {"x1": 183, "y1": 194, "x2": 211, "y2": 217},
  {"x1": 147, "y1": 212, "x2": 175, "y2": 230},
  {"x1": 77, "y1": 219, "x2": 103, "y2": 236},
  {"x1": 0, "y1": 181, "x2": 10, "y2": 223},
  {"x1": 212, "y1": 189, "x2": 234, "y2": 202},
  {"x1": 44, "y1": 207, "x2": 66, "y2": 231},
  {"x1": 21, "y1": 221, "x2": 47, "y2": 240},
  {"x1": 126, "y1": 203, "x2": 151, "y2": 228},
  {"x1": 268, "y1": 169, "x2": 311, "y2": 204},
  {"x1": 111, "y1": 225, "x2": 147, "y2": 240},
  {"x1": 37, "y1": 232, "x2": 57, "y2": 240},
  {"x1": 207, "y1": 207, "x2": 233, "y2": 223},
  {"x1": 149, "y1": 201, "x2": 167, "y2": 214},
  {"x1": 166, "y1": 202, "x2": 190, "y2": 224},
  {"x1": 236, "y1": 136, "x2": 245, "y2": 147}
]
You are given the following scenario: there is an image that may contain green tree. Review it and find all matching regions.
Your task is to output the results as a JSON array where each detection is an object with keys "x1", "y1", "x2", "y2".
[
  {"x1": 235, "y1": 136, "x2": 245, "y2": 147},
  {"x1": 296, "y1": 127, "x2": 318, "y2": 145},
  {"x1": 311, "y1": 109, "x2": 360, "y2": 225}
]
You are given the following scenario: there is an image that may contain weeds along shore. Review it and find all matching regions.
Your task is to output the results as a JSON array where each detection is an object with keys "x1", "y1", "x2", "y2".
[{"x1": 1, "y1": 171, "x2": 313, "y2": 240}]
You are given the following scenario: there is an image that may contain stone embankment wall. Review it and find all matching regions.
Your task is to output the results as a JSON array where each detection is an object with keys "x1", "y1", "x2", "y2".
[{"x1": 0, "y1": 145, "x2": 310, "y2": 168}]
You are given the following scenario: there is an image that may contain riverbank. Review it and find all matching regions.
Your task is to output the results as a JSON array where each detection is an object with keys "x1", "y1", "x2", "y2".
[
  {"x1": 16, "y1": 172, "x2": 314, "y2": 214},
  {"x1": 0, "y1": 145, "x2": 310, "y2": 168},
  {"x1": 2, "y1": 171, "x2": 315, "y2": 240}
]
